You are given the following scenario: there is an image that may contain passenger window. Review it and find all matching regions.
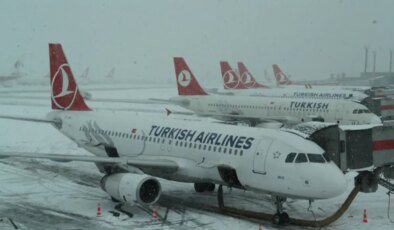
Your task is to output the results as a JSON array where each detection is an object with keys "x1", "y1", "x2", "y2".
[
  {"x1": 295, "y1": 153, "x2": 307, "y2": 163},
  {"x1": 307, "y1": 154, "x2": 325, "y2": 163},
  {"x1": 285, "y1": 152, "x2": 297, "y2": 163},
  {"x1": 240, "y1": 150, "x2": 243, "y2": 156},
  {"x1": 208, "y1": 146, "x2": 211, "y2": 151}
]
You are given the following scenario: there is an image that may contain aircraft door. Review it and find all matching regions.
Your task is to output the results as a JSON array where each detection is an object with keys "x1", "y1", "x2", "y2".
[{"x1": 252, "y1": 138, "x2": 273, "y2": 174}]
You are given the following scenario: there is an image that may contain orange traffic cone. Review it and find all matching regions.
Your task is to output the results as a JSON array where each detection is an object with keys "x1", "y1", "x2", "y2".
[
  {"x1": 97, "y1": 202, "x2": 102, "y2": 217},
  {"x1": 151, "y1": 207, "x2": 158, "y2": 220},
  {"x1": 363, "y1": 209, "x2": 368, "y2": 223}
]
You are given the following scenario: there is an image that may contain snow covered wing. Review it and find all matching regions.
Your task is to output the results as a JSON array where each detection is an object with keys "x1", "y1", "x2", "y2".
[
  {"x1": 282, "y1": 121, "x2": 338, "y2": 138},
  {"x1": 0, "y1": 152, "x2": 179, "y2": 172}
]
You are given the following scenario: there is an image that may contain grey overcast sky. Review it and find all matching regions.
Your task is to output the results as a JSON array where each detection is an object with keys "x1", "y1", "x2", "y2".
[{"x1": 0, "y1": 0, "x2": 393, "y2": 85}]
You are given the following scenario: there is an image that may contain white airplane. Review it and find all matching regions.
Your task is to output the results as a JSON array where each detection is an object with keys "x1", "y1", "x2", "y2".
[
  {"x1": 0, "y1": 44, "x2": 348, "y2": 225},
  {"x1": 272, "y1": 64, "x2": 371, "y2": 93},
  {"x1": 220, "y1": 62, "x2": 369, "y2": 102},
  {"x1": 171, "y1": 58, "x2": 382, "y2": 126}
]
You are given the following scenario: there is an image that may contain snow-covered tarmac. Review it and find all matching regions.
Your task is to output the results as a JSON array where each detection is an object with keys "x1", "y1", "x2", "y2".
[{"x1": 0, "y1": 83, "x2": 393, "y2": 229}]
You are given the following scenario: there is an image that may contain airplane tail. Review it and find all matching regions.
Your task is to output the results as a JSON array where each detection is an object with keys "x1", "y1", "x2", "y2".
[
  {"x1": 49, "y1": 43, "x2": 91, "y2": 111},
  {"x1": 173, "y1": 57, "x2": 207, "y2": 96},
  {"x1": 220, "y1": 61, "x2": 243, "y2": 89},
  {"x1": 272, "y1": 64, "x2": 291, "y2": 85},
  {"x1": 237, "y1": 62, "x2": 267, "y2": 88}
]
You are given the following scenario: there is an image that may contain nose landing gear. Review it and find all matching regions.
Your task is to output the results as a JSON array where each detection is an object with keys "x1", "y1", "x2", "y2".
[{"x1": 272, "y1": 196, "x2": 290, "y2": 225}]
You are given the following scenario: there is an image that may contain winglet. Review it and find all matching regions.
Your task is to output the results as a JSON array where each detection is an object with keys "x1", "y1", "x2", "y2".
[
  {"x1": 237, "y1": 62, "x2": 268, "y2": 88},
  {"x1": 173, "y1": 57, "x2": 208, "y2": 96},
  {"x1": 220, "y1": 61, "x2": 243, "y2": 89},
  {"x1": 49, "y1": 43, "x2": 91, "y2": 111},
  {"x1": 165, "y1": 108, "x2": 172, "y2": 116},
  {"x1": 272, "y1": 64, "x2": 291, "y2": 85}
]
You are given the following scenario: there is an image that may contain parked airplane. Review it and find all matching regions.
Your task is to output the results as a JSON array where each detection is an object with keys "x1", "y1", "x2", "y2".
[
  {"x1": 273, "y1": 64, "x2": 371, "y2": 93},
  {"x1": 220, "y1": 62, "x2": 369, "y2": 102},
  {"x1": 0, "y1": 44, "x2": 348, "y2": 225},
  {"x1": 172, "y1": 58, "x2": 381, "y2": 126},
  {"x1": 220, "y1": 61, "x2": 268, "y2": 89}
]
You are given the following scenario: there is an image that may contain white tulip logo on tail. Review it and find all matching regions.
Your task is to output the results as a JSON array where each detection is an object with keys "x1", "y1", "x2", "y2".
[
  {"x1": 241, "y1": 71, "x2": 256, "y2": 88},
  {"x1": 223, "y1": 70, "x2": 240, "y2": 89},
  {"x1": 177, "y1": 70, "x2": 191, "y2": 87},
  {"x1": 51, "y1": 64, "x2": 78, "y2": 110}
]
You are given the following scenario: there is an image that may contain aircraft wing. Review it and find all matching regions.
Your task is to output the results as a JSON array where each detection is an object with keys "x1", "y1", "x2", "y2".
[
  {"x1": 87, "y1": 98, "x2": 173, "y2": 104},
  {"x1": 0, "y1": 152, "x2": 179, "y2": 172},
  {"x1": 199, "y1": 112, "x2": 298, "y2": 125}
]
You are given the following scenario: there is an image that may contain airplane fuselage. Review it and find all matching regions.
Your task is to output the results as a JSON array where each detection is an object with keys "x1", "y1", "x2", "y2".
[
  {"x1": 226, "y1": 88, "x2": 369, "y2": 102},
  {"x1": 171, "y1": 95, "x2": 381, "y2": 125},
  {"x1": 48, "y1": 110, "x2": 346, "y2": 200}
]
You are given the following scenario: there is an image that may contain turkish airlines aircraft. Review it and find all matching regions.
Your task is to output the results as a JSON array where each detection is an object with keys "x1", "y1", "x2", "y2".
[
  {"x1": 273, "y1": 64, "x2": 371, "y2": 93},
  {"x1": 0, "y1": 44, "x2": 348, "y2": 225},
  {"x1": 172, "y1": 58, "x2": 381, "y2": 126},
  {"x1": 220, "y1": 62, "x2": 369, "y2": 102},
  {"x1": 220, "y1": 61, "x2": 268, "y2": 89}
]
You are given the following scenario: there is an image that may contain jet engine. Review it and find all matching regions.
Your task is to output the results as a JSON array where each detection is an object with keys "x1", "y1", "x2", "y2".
[{"x1": 100, "y1": 173, "x2": 161, "y2": 205}]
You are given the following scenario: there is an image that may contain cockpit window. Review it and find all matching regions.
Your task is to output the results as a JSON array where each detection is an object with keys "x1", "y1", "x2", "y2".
[
  {"x1": 353, "y1": 109, "x2": 372, "y2": 114},
  {"x1": 285, "y1": 152, "x2": 297, "y2": 163},
  {"x1": 307, "y1": 154, "x2": 326, "y2": 163},
  {"x1": 295, "y1": 153, "x2": 307, "y2": 163},
  {"x1": 323, "y1": 152, "x2": 331, "y2": 162}
]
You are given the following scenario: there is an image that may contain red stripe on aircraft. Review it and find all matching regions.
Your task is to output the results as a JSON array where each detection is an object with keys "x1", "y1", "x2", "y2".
[
  {"x1": 373, "y1": 140, "x2": 394, "y2": 151},
  {"x1": 380, "y1": 105, "x2": 394, "y2": 111}
]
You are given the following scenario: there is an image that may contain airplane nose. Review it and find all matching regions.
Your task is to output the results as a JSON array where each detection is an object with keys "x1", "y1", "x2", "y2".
[
  {"x1": 322, "y1": 165, "x2": 347, "y2": 198},
  {"x1": 370, "y1": 115, "x2": 382, "y2": 125}
]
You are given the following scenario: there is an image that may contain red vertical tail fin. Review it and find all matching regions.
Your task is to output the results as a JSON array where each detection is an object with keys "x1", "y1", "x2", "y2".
[
  {"x1": 173, "y1": 57, "x2": 207, "y2": 96},
  {"x1": 49, "y1": 43, "x2": 91, "y2": 111},
  {"x1": 237, "y1": 62, "x2": 267, "y2": 88},
  {"x1": 220, "y1": 61, "x2": 243, "y2": 89},
  {"x1": 272, "y1": 64, "x2": 291, "y2": 85}
]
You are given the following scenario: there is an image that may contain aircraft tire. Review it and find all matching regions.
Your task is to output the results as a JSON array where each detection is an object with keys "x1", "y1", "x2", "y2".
[
  {"x1": 206, "y1": 183, "x2": 215, "y2": 192},
  {"x1": 194, "y1": 183, "x2": 206, "y2": 193}
]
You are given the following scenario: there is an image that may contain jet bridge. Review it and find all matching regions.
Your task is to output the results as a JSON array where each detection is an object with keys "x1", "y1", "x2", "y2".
[{"x1": 283, "y1": 122, "x2": 394, "y2": 193}]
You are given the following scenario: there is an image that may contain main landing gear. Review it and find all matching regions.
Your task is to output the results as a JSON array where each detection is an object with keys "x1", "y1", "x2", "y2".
[
  {"x1": 194, "y1": 182, "x2": 215, "y2": 193},
  {"x1": 272, "y1": 196, "x2": 290, "y2": 225}
]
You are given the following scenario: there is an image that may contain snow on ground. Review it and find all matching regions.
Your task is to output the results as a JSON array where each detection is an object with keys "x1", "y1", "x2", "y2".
[{"x1": 0, "y1": 83, "x2": 393, "y2": 230}]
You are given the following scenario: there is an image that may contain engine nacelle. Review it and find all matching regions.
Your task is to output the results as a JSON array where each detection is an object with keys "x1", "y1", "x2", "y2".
[{"x1": 100, "y1": 173, "x2": 161, "y2": 205}]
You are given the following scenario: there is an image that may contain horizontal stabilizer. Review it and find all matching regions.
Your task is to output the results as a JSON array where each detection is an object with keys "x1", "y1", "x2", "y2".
[{"x1": 0, "y1": 115, "x2": 56, "y2": 124}]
